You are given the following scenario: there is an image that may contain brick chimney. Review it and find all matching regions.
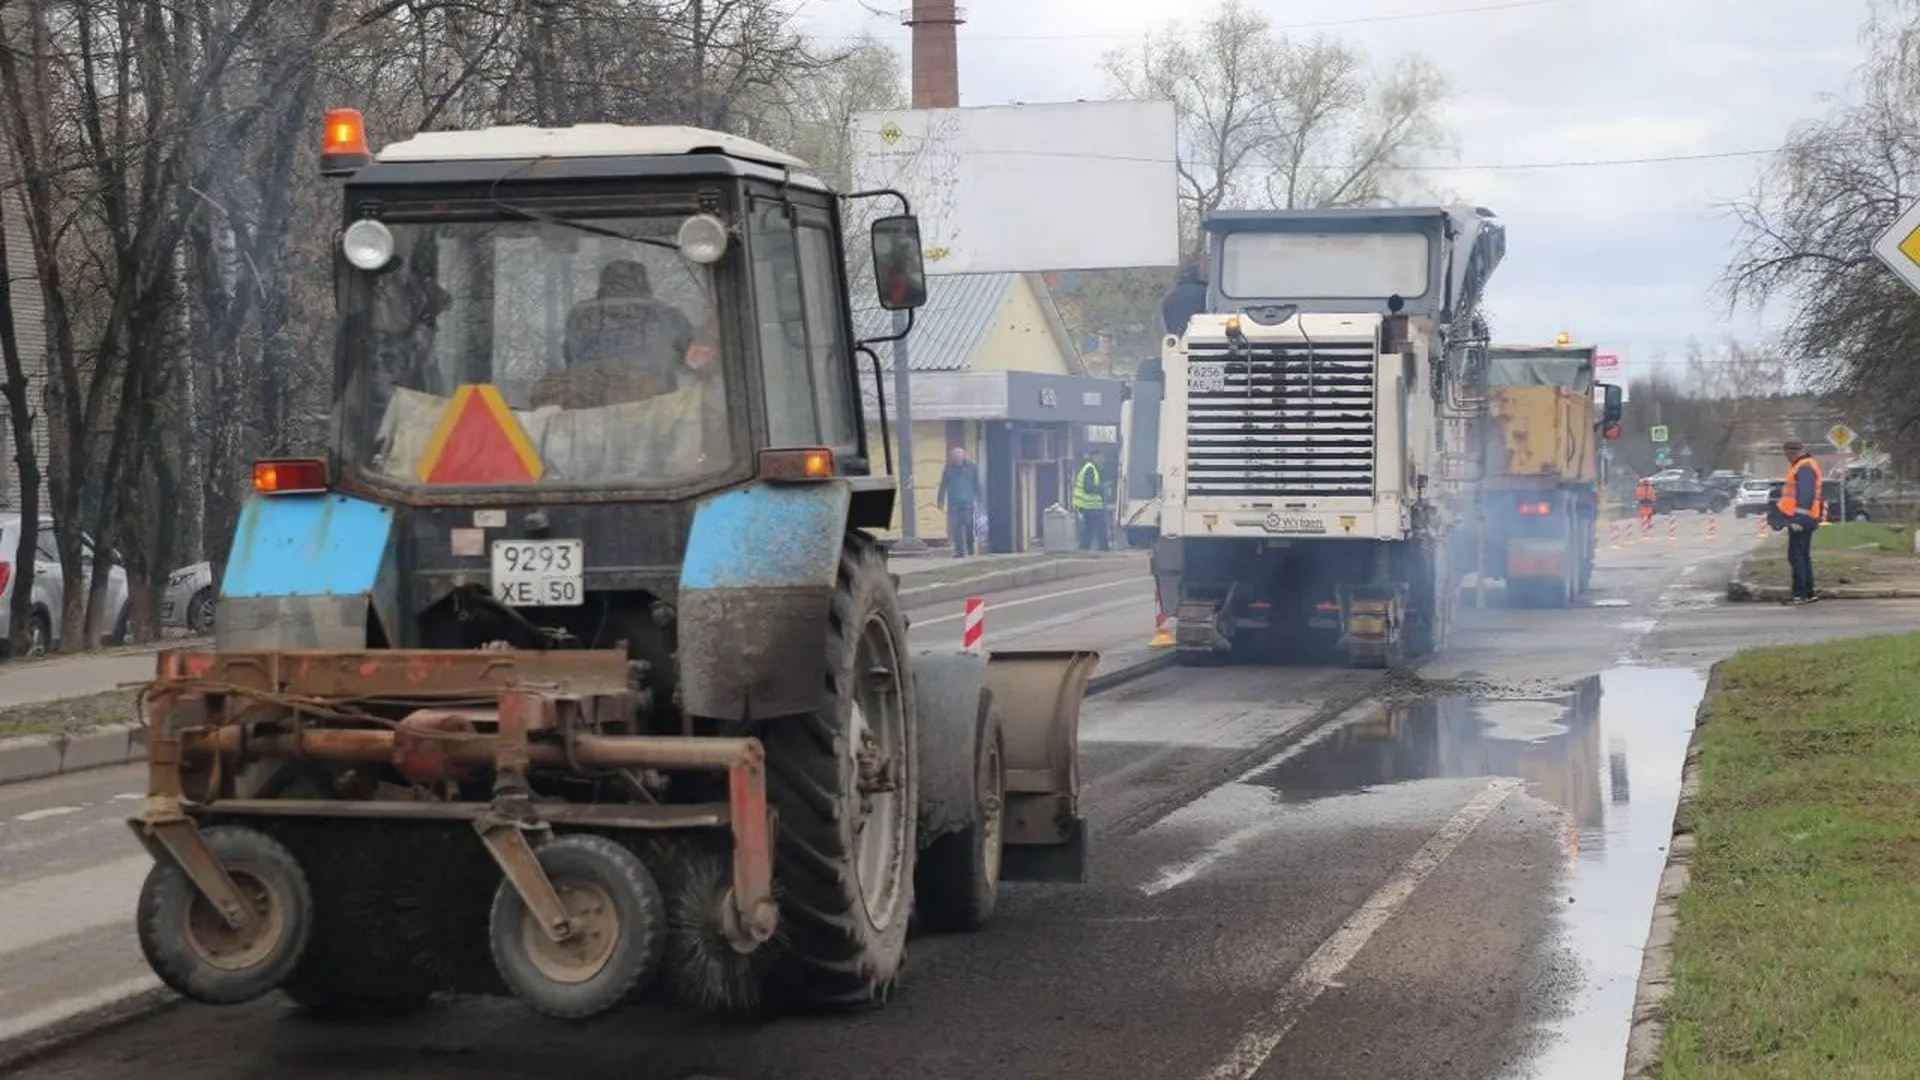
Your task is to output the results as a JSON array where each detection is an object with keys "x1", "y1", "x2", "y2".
[{"x1": 901, "y1": 2, "x2": 964, "y2": 108}]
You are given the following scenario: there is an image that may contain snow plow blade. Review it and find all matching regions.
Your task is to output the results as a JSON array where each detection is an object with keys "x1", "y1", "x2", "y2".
[{"x1": 984, "y1": 648, "x2": 1099, "y2": 883}]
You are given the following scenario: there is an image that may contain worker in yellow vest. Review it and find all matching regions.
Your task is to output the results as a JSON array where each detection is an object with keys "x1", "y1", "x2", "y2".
[{"x1": 1073, "y1": 453, "x2": 1109, "y2": 551}]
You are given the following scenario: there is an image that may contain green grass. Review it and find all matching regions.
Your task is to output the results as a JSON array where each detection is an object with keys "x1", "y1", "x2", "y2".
[
  {"x1": 1743, "y1": 522, "x2": 1920, "y2": 589},
  {"x1": 0, "y1": 688, "x2": 139, "y2": 739},
  {"x1": 1659, "y1": 633, "x2": 1920, "y2": 1079}
]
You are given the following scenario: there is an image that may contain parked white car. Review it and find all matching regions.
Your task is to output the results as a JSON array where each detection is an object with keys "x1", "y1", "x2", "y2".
[
  {"x1": 0, "y1": 513, "x2": 132, "y2": 656},
  {"x1": 1733, "y1": 478, "x2": 1775, "y2": 518},
  {"x1": 160, "y1": 560, "x2": 216, "y2": 635}
]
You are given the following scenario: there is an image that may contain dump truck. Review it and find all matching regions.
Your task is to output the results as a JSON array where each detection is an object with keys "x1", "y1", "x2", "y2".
[
  {"x1": 125, "y1": 110, "x2": 1098, "y2": 1023},
  {"x1": 1151, "y1": 206, "x2": 1505, "y2": 667},
  {"x1": 1462, "y1": 339, "x2": 1624, "y2": 606}
]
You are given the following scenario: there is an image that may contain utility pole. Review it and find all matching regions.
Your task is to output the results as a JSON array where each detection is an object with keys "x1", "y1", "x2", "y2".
[
  {"x1": 890, "y1": 309, "x2": 923, "y2": 549},
  {"x1": 891, "y1": 0, "x2": 964, "y2": 552}
]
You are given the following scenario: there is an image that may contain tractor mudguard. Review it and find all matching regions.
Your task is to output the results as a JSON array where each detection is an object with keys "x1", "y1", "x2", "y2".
[
  {"x1": 910, "y1": 649, "x2": 994, "y2": 845},
  {"x1": 217, "y1": 492, "x2": 400, "y2": 650},
  {"x1": 982, "y1": 648, "x2": 1099, "y2": 883},
  {"x1": 677, "y1": 480, "x2": 854, "y2": 721}
]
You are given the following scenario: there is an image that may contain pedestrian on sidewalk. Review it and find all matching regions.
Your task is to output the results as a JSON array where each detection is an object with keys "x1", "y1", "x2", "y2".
[
  {"x1": 936, "y1": 446, "x2": 982, "y2": 557},
  {"x1": 1073, "y1": 452, "x2": 1110, "y2": 550},
  {"x1": 1773, "y1": 438, "x2": 1825, "y2": 605}
]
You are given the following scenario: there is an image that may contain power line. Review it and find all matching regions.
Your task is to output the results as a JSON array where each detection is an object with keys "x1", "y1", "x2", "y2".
[{"x1": 809, "y1": 0, "x2": 1582, "y2": 43}]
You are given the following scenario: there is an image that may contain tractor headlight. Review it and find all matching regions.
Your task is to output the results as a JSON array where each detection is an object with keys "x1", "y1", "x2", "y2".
[
  {"x1": 677, "y1": 214, "x2": 729, "y2": 264},
  {"x1": 342, "y1": 219, "x2": 394, "y2": 271}
]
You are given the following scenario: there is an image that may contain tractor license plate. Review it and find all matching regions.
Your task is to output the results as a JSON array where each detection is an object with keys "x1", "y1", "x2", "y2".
[{"x1": 491, "y1": 539, "x2": 584, "y2": 607}]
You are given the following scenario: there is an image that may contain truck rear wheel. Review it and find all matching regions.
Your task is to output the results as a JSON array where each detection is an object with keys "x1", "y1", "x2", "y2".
[
  {"x1": 487, "y1": 832, "x2": 666, "y2": 1020},
  {"x1": 763, "y1": 532, "x2": 918, "y2": 1008},
  {"x1": 136, "y1": 825, "x2": 313, "y2": 1005}
]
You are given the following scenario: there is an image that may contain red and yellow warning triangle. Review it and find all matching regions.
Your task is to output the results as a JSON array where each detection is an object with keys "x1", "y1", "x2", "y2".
[{"x1": 415, "y1": 384, "x2": 545, "y2": 485}]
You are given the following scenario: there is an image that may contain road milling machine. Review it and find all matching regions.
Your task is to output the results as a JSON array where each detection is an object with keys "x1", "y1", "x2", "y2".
[
  {"x1": 123, "y1": 110, "x2": 1098, "y2": 1023},
  {"x1": 1151, "y1": 206, "x2": 1505, "y2": 667}
]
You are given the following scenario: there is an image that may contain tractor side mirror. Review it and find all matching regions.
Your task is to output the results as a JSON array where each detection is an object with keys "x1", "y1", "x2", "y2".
[
  {"x1": 871, "y1": 215, "x2": 928, "y2": 311},
  {"x1": 1599, "y1": 383, "x2": 1624, "y2": 425}
]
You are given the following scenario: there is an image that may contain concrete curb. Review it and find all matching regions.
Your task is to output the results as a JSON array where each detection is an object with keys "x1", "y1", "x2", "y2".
[
  {"x1": 0, "y1": 722, "x2": 146, "y2": 787},
  {"x1": 1621, "y1": 659, "x2": 1721, "y2": 1080},
  {"x1": 0, "y1": 980, "x2": 177, "y2": 1075},
  {"x1": 1725, "y1": 570, "x2": 1920, "y2": 603},
  {"x1": 0, "y1": 646, "x2": 1178, "y2": 1067}
]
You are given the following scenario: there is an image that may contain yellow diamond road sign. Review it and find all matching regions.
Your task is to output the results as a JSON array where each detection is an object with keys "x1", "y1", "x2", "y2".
[
  {"x1": 1872, "y1": 199, "x2": 1920, "y2": 296},
  {"x1": 1828, "y1": 424, "x2": 1855, "y2": 449}
]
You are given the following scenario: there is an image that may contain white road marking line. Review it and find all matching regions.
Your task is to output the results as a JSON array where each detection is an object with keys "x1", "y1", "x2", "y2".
[
  {"x1": 0, "y1": 854, "x2": 151, "y2": 955},
  {"x1": 1199, "y1": 778, "x2": 1522, "y2": 1080},
  {"x1": 911, "y1": 576, "x2": 1146, "y2": 627},
  {"x1": 15, "y1": 805, "x2": 85, "y2": 823}
]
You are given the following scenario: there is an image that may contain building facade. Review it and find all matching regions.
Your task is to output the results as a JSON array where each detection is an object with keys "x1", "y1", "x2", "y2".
[{"x1": 857, "y1": 272, "x2": 1128, "y2": 552}]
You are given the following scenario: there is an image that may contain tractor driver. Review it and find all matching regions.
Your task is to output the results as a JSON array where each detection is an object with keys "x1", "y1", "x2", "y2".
[{"x1": 552, "y1": 258, "x2": 696, "y2": 406}]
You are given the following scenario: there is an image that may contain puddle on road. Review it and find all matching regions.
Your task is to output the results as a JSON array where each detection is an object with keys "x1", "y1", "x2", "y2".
[{"x1": 1212, "y1": 666, "x2": 1708, "y2": 1079}]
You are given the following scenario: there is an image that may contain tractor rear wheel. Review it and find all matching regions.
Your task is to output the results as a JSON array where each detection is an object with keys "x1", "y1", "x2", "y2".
[{"x1": 762, "y1": 532, "x2": 919, "y2": 1008}]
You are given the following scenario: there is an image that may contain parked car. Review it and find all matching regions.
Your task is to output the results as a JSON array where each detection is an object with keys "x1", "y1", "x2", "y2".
[
  {"x1": 0, "y1": 514, "x2": 132, "y2": 656},
  {"x1": 1704, "y1": 470, "x2": 1745, "y2": 496},
  {"x1": 1734, "y1": 478, "x2": 1776, "y2": 518},
  {"x1": 1765, "y1": 477, "x2": 1865, "y2": 522},
  {"x1": 161, "y1": 560, "x2": 216, "y2": 635},
  {"x1": 1652, "y1": 478, "x2": 1731, "y2": 514}
]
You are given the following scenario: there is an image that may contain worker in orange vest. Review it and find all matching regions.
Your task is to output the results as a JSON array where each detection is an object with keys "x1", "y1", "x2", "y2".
[
  {"x1": 1775, "y1": 439, "x2": 1825, "y2": 604},
  {"x1": 1635, "y1": 477, "x2": 1657, "y2": 527}
]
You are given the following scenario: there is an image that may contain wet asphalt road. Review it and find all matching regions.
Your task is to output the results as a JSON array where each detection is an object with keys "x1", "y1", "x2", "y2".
[{"x1": 9, "y1": 513, "x2": 1920, "y2": 1080}]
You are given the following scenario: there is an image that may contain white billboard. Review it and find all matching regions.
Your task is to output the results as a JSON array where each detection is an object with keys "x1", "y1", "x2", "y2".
[{"x1": 849, "y1": 100, "x2": 1180, "y2": 276}]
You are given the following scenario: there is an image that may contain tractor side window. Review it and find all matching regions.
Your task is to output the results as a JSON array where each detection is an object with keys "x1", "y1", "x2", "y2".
[
  {"x1": 795, "y1": 223, "x2": 857, "y2": 452},
  {"x1": 749, "y1": 203, "x2": 825, "y2": 447}
]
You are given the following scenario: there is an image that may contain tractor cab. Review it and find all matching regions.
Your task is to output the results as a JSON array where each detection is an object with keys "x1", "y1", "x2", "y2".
[
  {"x1": 319, "y1": 108, "x2": 924, "y2": 504},
  {"x1": 225, "y1": 110, "x2": 927, "y2": 656}
]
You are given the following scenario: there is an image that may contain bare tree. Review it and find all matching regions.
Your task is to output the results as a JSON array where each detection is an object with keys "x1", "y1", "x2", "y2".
[
  {"x1": 1721, "y1": 0, "x2": 1920, "y2": 470},
  {"x1": 1100, "y1": 0, "x2": 1453, "y2": 258}
]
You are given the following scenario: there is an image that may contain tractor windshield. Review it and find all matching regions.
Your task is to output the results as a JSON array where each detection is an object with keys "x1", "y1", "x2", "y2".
[{"x1": 341, "y1": 213, "x2": 732, "y2": 492}]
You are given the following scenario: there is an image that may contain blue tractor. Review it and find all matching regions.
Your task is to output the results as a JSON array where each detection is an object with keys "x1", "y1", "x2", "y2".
[{"x1": 126, "y1": 109, "x2": 1097, "y2": 1021}]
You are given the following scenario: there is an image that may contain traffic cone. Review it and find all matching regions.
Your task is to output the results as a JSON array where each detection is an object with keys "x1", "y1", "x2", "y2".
[
  {"x1": 1149, "y1": 584, "x2": 1175, "y2": 647},
  {"x1": 1608, "y1": 521, "x2": 1621, "y2": 550}
]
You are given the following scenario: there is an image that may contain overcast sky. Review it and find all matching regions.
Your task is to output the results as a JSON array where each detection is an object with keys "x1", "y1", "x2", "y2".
[{"x1": 795, "y1": 0, "x2": 1871, "y2": 381}]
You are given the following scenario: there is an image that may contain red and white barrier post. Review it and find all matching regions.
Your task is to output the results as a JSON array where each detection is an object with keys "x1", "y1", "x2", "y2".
[
  {"x1": 962, "y1": 596, "x2": 984, "y2": 653},
  {"x1": 1706, "y1": 515, "x2": 1718, "y2": 542},
  {"x1": 1667, "y1": 516, "x2": 1677, "y2": 543}
]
